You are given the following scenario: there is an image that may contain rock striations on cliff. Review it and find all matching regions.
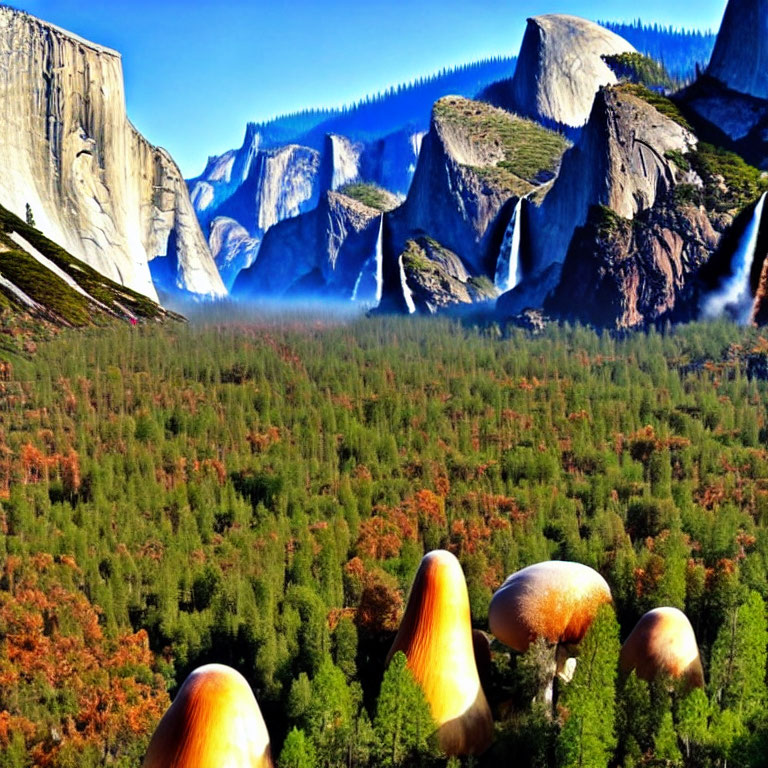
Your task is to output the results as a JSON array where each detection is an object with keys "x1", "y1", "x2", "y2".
[
  {"x1": 0, "y1": 7, "x2": 225, "y2": 302},
  {"x1": 495, "y1": 15, "x2": 636, "y2": 131}
]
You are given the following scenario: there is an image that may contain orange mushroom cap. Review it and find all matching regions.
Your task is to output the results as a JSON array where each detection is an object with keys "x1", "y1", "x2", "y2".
[
  {"x1": 143, "y1": 664, "x2": 273, "y2": 768},
  {"x1": 489, "y1": 560, "x2": 612, "y2": 652},
  {"x1": 387, "y1": 550, "x2": 493, "y2": 756},
  {"x1": 620, "y1": 607, "x2": 704, "y2": 688}
]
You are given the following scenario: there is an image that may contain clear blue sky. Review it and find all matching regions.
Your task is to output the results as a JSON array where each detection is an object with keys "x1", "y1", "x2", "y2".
[{"x1": 14, "y1": 0, "x2": 727, "y2": 177}]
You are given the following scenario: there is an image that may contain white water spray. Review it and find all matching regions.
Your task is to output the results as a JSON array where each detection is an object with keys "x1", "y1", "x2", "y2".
[
  {"x1": 703, "y1": 192, "x2": 767, "y2": 324},
  {"x1": 495, "y1": 198, "x2": 524, "y2": 293}
]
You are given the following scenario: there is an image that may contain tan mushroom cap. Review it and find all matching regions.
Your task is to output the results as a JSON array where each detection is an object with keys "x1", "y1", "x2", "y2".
[
  {"x1": 489, "y1": 560, "x2": 612, "y2": 652},
  {"x1": 387, "y1": 550, "x2": 493, "y2": 756},
  {"x1": 620, "y1": 607, "x2": 705, "y2": 688},
  {"x1": 143, "y1": 663, "x2": 273, "y2": 768}
]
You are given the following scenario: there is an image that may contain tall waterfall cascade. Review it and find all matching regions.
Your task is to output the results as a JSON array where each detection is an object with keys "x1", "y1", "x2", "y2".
[
  {"x1": 495, "y1": 198, "x2": 525, "y2": 293},
  {"x1": 398, "y1": 253, "x2": 417, "y2": 314},
  {"x1": 351, "y1": 216, "x2": 385, "y2": 305},
  {"x1": 703, "y1": 192, "x2": 768, "y2": 324}
]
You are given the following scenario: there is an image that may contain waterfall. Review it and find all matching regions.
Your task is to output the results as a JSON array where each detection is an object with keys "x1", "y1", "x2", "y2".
[
  {"x1": 494, "y1": 198, "x2": 524, "y2": 293},
  {"x1": 398, "y1": 254, "x2": 417, "y2": 314},
  {"x1": 375, "y1": 216, "x2": 384, "y2": 303},
  {"x1": 703, "y1": 192, "x2": 767, "y2": 324},
  {"x1": 351, "y1": 216, "x2": 384, "y2": 305}
]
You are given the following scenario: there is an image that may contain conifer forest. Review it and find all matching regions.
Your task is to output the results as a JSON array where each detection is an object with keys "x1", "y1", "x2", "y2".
[{"x1": 2, "y1": 318, "x2": 768, "y2": 767}]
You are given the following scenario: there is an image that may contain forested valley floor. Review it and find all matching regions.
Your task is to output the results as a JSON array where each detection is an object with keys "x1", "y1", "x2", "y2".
[{"x1": 2, "y1": 317, "x2": 768, "y2": 767}]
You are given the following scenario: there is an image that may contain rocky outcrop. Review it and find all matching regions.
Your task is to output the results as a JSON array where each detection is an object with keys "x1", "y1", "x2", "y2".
[
  {"x1": 0, "y1": 7, "x2": 225, "y2": 301},
  {"x1": 232, "y1": 191, "x2": 382, "y2": 300},
  {"x1": 399, "y1": 237, "x2": 498, "y2": 314},
  {"x1": 708, "y1": 0, "x2": 768, "y2": 101},
  {"x1": 528, "y1": 85, "x2": 698, "y2": 273},
  {"x1": 208, "y1": 217, "x2": 260, "y2": 291},
  {"x1": 545, "y1": 201, "x2": 719, "y2": 329},
  {"x1": 493, "y1": 15, "x2": 635, "y2": 131},
  {"x1": 388, "y1": 97, "x2": 569, "y2": 278},
  {"x1": 217, "y1": 144, "x2": 321, "y2": 237},
  {"x1": 188, "y1": 123, "x2": 263, "y2": 231},
  {"x1": 187, "y1": 124, "x2": 424, "y2": 291}
]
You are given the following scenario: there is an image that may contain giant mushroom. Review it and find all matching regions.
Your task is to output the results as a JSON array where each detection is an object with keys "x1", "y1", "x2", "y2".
[
  {"x1": 620, "y1": 607, "x2": 705, "y2": 689},
  {"x1": 387, "y1": 549, "x2": 494, "y2": 755},
  {"x1": 143, "y1": 663, "x2": 273, "y2": 768},
  {"x1": 488, "y1": 560, "x2": 613, "y2": 705}
]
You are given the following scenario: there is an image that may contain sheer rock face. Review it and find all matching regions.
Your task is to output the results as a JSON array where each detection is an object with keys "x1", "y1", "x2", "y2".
[
  {"x1": 545, "y1": 200, "x2": 719, "y2": 330},
  {"x1": 143, "y1": 664, "x2": 273, "y2": 768},
  {"x1": 529, "y1": 86, "x2": 697, "y2": 274},
  {"x1": 507, "y1": 15, "x2": 635, "y2": 130},
  {"x1": 387, "y1": 550, "x2": 493, "y2": 756},
  {"x1": 708, "y1": 0, "x2": 768, "y2": 101},
  {"x1": 387, "y1": 99, "x2": 517, "y2": 277},
  {"x1": 385, "y1": 95, "x2": 568, "y2": 302},
  {"x1": 0, "y1": 8, "x2": 225, "y2": 301},
  {"x1": 216, "y1": 145, "x2": 321, "y2": 238},
  {"x1": 208, "y1": 217, "x2": 260, "y2": 292},
  {"x1": 681, "y1": 0, "x2": 768, "y2": 168},
  {"x1": 232, "y1": 191, "x2": 382, "y2": 299},
  {"x1": 620, "y1": 608, "x2": 705, "y2": 689},
  {"x1": 489, "y1": 561, "x2": 612, "y2": 653}
]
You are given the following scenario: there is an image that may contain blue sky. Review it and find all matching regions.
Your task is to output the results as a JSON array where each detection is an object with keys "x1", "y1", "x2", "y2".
[{"x1": 14, "y1": 0, "x2": 727, "y2": 177}]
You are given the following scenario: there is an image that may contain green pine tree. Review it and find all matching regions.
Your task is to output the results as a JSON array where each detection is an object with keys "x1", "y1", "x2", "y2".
[
  {"x1": 279, "y1": 728, "x2": 317, "y2": 768},
  {"x1": 556, "y1": 604, "x2": 620, "y2": 768},
  {"x1": 709, "y1": 590, "x2": 768, "y2": 723},
  {"x1": 373, "y1": 651, "x2": 438, "y2": 768}
]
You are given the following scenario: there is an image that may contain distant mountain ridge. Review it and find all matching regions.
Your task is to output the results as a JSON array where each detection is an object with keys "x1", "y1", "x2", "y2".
[{"x1": 206, "y1": 57, "x2": 520, "y2": 158}]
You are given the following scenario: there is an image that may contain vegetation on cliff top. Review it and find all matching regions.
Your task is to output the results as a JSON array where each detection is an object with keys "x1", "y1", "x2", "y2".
[
  {"x1": 603, "y1": 52, "x2": 675, "y2": 91},
  {"x1": 338, "y1": 183, "x2": 400, "y2": 213},
  {"x1": 433, "y1": 97, "x2": 570, "y2": 195}
]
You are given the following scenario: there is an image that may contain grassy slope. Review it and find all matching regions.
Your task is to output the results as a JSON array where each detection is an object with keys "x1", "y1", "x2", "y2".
[
  {"x1": 0, "y1": 204, "x2": 166, "y2": 321},
  {"x1": 433, "y1": 97, "x2": 570, "y2": 195},
  {"x1": 338, "y1": 183, "x2": 400, "y2": 212}
]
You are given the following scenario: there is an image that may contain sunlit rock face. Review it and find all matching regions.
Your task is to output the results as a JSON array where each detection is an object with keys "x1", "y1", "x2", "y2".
[
  {"x1": 387, "y1": 550, "x2": 493, "y2": 756},
  {"x1": 143, "y1": 664, "x2": 273, "y2": 768},
  {"x1": 507, "y1": 15, "x2": 635, "y2": 130},
  {"x1": 708, "y1": 0, "x2": 768, "y2": 101},
  {"x1": 619, "y1": 607, "x2": 705, "y2": 689},
  {"x1": 489, "y1": 561, "x2": 612, "y2": 652},
  {"x1": 0, "y1": 7, "x2": 225, "y2": 301}
]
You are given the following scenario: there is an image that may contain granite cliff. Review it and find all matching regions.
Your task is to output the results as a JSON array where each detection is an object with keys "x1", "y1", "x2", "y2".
[{"x1": 0, "y1": 7, "x2": 225, "y2": 301}]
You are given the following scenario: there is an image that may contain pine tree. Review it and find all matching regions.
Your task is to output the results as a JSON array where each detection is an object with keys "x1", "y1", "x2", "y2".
[
  {"x1": 709, "y1": 590, "x2": 768, "y2": 723},
  {"x1": 373, "y1": 652, "x2": 437, "y2": 768},
  {"x1": 556, "y1": 605, "x2": 620, "y2": 768},
  {"x1": 279, "y1": 728, "x2": 317, "y2": 768},
  {"x1": 25, "y1": 203, "x2": 35, "y2": 228},
  {"x1": 305, "y1": 659, "x2": 358, "y2": 768}
]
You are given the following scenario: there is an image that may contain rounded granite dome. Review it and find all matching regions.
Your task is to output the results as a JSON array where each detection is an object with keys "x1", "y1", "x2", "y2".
[
  {"x1": 489, "y1": 560, "x2": 612, "y2": 652},
  {"x1": 509, "y1": 14, "x2": 636, "y2": 129},
  {"x1": 387, "y1": 550, "x2": 493, "y2": 756},
  {"x1": 143, "y1": 663, "x2": 273, "y2": 768},
  {"x1": 620, "y1": 607, "x2": 705, "y2": 689}
]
